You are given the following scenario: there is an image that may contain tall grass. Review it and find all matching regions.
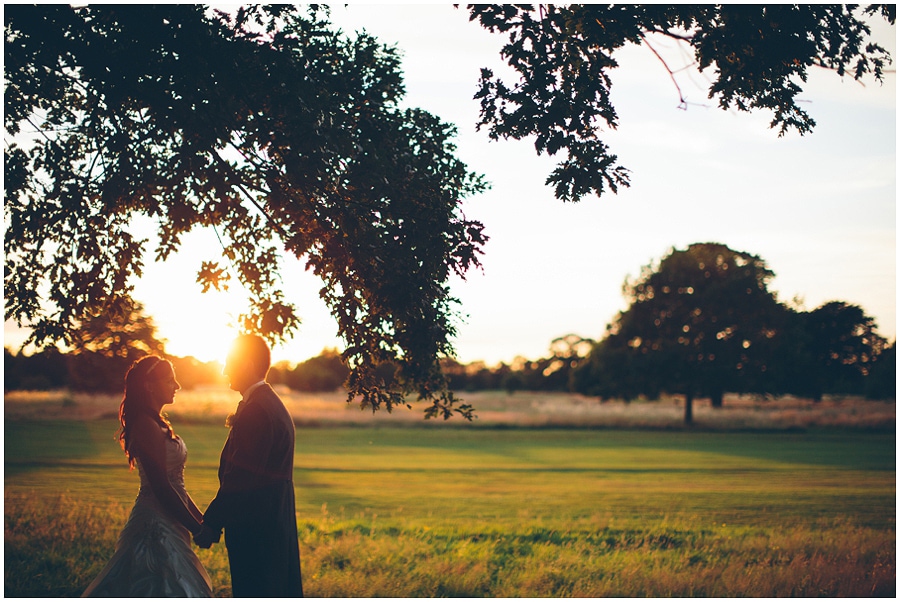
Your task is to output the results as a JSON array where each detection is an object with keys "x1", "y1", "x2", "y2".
[
  {"x1": 5, "y1": 421, "x2": 895, "y2": 597},
  {"x1": 5, "y1": 494, "x2": 893, "y2": 597}
]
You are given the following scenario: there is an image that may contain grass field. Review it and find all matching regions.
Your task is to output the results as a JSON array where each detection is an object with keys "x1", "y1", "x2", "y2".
[{"x1": 5, "y1": 394, "x2": 895, "y2": 598}]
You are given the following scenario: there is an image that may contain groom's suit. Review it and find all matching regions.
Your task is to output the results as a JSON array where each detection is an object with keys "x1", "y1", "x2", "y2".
[{"x1": 203, "y1": 383, "x2": 303, "y2": 597}]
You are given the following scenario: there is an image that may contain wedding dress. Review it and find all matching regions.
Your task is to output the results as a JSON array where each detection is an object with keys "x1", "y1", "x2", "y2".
[{"x1": 82, "y1": 434, "x2": 212, "y2": 597}]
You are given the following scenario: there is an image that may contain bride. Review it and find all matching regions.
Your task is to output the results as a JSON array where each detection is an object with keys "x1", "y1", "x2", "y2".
[{"x1": 82, "y1": 355, "x2": 212, "y2": 597}]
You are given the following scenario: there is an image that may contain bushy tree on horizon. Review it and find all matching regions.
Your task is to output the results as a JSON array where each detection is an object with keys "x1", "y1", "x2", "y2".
[
  {"x1": 573, "y1": 246, "x2": 892, "y2": 418},
  {"x1": 864, "y1": 341, "x2": 896, "y2": 400},
  {"x1": 4, "y1": 346, "x2": 68, "y2": 391},
  {"x1": 269, "y1": 348, "x2": 351, "y2": 393},
  {"x1": 576, "y1": 243, "x2": 786, "y2": 423},
  {"x1": 782, "y1": 301, "x2": 887, "y2": 401}
]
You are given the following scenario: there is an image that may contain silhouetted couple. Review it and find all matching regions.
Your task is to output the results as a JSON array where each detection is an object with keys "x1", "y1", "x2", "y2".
[{"x1": 82, "y1": 334, "x2": 303, "y2": 597}]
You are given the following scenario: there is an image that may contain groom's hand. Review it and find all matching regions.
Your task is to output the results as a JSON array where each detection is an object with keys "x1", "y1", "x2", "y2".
[{"x1": 194, "y1": 524, "x2": 221, "y2": 549}]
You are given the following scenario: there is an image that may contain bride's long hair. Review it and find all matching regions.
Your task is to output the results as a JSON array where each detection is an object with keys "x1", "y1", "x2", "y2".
[{"x1": 117, "y1": 355, "x2": 175, "y2": 469}]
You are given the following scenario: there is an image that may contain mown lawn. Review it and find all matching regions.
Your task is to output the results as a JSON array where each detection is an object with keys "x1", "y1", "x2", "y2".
[{"x1": 5, "y1": 420, "x2": 895, "y2": 596}]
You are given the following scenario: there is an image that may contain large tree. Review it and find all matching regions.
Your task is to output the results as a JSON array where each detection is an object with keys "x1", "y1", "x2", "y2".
[
  {"x1": 581, "y1": 243, "x2": 785, "y2": 423},
  {"x1": 5, "y1": 5, "x2": 894, "y2": 417},
  {"x1": 469, "y1": 4, "x2": 895, "y2": 201},
  {"x1": 5, "y1": 5, "x2": 485, "y2": 417}
]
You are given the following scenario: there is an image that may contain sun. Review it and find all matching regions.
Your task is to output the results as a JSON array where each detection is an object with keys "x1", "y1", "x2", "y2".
[
  {"x1": 139, "y1": 284, "x2": 246, "y2": 364},
  {"x1": 124, "y1": 225, "x2": 254, "y2": 363},
  {"x1": 129, "y1": 226, "x2": 345, "y2": 366}
]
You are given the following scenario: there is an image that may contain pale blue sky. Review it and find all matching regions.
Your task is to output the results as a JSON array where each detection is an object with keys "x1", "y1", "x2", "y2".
[{"x1": 5, "y1": 5, "x2": 896, "y2": 365}]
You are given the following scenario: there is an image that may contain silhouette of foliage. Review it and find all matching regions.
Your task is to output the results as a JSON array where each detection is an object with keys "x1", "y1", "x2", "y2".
[
  {"x1": 572, "y1": 248, "x2": 892, "y2": 412},
  {"x1": 4, "y1": 346, "x2": 68, "y2": 391},
  {"x1": 865, "y1": 341, "x2": 896, "y2": 400},
  {"x1": 275, "y1": 348, "x2": 350, "y2": 393},
  {"x1": 576, "y1": 243, "x2": 785, "y2": 422},
  {"x1": 469, "y1": 4, "x2": 895, "y2": 201},
  {"x1": 66, "y1": 299, "x2": 166, "y2": 392},
  {"x1": 788, "y1": 301, "x2": 887, "y2": 401},
  {"x1": 5, "y1": 5, "x2": 486, "y2": 417},
  {"x1": 571, "y1": 332, "x2": 654, "y2": 402},
  {"x1": 546, "y1": 333, "x2": 594, "y2": 391}
]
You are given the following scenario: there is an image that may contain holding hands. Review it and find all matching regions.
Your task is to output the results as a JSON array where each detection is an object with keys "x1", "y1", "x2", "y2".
[{"x1": 193, "y1": 524, "x2": 221, "y2": 549}]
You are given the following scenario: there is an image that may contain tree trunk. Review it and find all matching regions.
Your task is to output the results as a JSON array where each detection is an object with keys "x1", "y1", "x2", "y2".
[
  {"x1": 684, "y1": 391, "x2": 693, "y2": 424},
  {"x1": 710, "y1": 390, "x2": 723, "y2": 408}
]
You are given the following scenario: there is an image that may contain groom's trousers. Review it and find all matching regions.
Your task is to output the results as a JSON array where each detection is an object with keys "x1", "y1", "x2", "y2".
[{"x1": 223, "y1": 481, "x2": 303, "y2": 597}]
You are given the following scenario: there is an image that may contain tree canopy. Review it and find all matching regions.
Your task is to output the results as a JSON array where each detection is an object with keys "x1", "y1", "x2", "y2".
[
  {"x1": 577, "y1": 243, "x2": 785, "y2": 422},
  {"x1": 573, "y1": 243, "x2": 890, "y2": 421},
  {"x1": 783, "y1": 300, "x2": 887, "y2": 401},
  {"x1": 470, "y1": 4, "x2": 895, "y2": 201},
  {"x1": 5, "y1": 5, "x2": 485, "y2": 417},
  {"x1": 5, "y1": 4, "x2": 894, "y2": 418}
]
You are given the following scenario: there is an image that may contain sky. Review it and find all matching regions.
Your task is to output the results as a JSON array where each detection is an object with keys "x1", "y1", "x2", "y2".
[{"x1": 4, "y1": 4, "x2": 897, "y2": 366}]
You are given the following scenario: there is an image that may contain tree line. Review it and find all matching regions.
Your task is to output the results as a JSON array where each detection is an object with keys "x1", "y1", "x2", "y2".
[
  {"x1": 482, "y1": 243, "x2": 894, "y2": 425},
  {"x1": 5, "y1": 243, "x2": 894, "y2": 425}
]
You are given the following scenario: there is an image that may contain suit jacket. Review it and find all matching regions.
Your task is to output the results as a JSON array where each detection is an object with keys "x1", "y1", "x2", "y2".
[{"x1": 204, "y1": 383, "x2": 303, "y2": 596}]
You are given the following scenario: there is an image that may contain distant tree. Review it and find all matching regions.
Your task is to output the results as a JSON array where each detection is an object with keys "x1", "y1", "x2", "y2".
[
  {"x1": 865, "y1": 341, "x2": 896, "y2": 400},
  {"x1": 4, "y1": 346, "x2": 68, "y2": 390},
  {"x1": 757, "y1": 300, "x2": 812, "y2": 399},
  {"x1": 4, "y1": 348, "x2": 19, "y2": 390},
  {"x1": 515, "y1": 358, "x2": 548, "y2": 391},
  {"x1": 502, "y1": 370, "x2": 524, "y2": 395},
  {"x1": 571, "y1": 332, "x2": 654, "y2": 402},
  {"x1": 267, "y1": 360, "x2": 293, "y2": 388},
  {"x1": 792, "y1": 301, "x2": 887, "y2": 400},
  {"x1": 5, "y1": 5, "x2": 485, "y2": 418},
  {"x1": 583, "y1": 243, "x2": 784, "y2": 423},
  {"x1": 458, "y1": 360, "x2": 506, "y2": 391},
  {"x1": 285, "y1": 348, "x2": 351, "y2": 393},
  {"x1": 67, "y1": 299, "x2": 166, "y2": 392},
  {"x1": 439, "y1": 357, "x2": 470, "y2": 391},
  {"x1": 544, "y1": 333, "x2": 593, "y2": 391},
  {"x1": 169, "y1": 356, "x2": 226, "y2": 390},
  {"x1": 469, "y1": 4, "x2": 895, "y2": 201}
]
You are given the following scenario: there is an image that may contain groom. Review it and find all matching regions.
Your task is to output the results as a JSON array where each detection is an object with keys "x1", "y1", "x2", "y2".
[{"x1": 194, "y1": 334, "x2": 303, "y2": 597}]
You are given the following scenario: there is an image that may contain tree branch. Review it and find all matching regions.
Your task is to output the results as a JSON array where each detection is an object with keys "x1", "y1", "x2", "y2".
[
  {"x1": 211, "y1": 149, "x2": 287, "y2": 239},
  {"x1": 645, "y1": 26, "x2": 695, "y2": 43},
  {"x1": 638, "y1": 31, "x2": 688, "y2": 110},
  {"x1": 24, "y1": 116, "x2": 56, "y2": 144}
]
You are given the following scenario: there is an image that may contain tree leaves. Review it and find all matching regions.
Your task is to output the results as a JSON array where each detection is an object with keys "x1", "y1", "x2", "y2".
[
  {"x1": 5, "y1": 5, "x2": 486, "y2": 418},
  {"x1": 469, "y1": 4, "x2": 894, "y2": 200},
  {"x1": 592, "y1": 243, "x2": 784, "y2": 403}
]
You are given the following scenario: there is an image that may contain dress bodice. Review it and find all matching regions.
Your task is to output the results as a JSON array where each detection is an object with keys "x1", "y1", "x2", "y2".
[{"x1": 136, "y1": 434, "x2": 188, "y2": 499}]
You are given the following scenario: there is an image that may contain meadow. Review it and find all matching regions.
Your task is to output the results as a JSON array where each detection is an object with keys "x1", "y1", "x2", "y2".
[{"x1": 4, "y1": 389, "x2": 896, "y2": 597}]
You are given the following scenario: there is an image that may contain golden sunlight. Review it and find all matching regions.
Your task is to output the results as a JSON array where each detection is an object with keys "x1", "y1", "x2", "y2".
[
  {"x1": 126, "y1": 224, "x2": 250, "y2": 363},
  {"x1": 159, "y1": 311, "x2": 242, "y2": 364},
  {"x1": 140, "y1": 284, "x2": 245, "y2": 364}
]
